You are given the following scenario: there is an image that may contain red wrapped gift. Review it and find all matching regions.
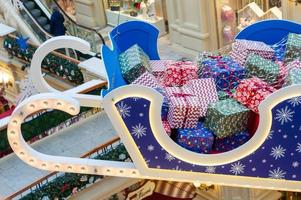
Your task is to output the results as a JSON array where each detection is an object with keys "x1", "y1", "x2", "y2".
[
  {"x1": 164, "y1": 61, "x2": 198, "y2": 87},
  {"x1": 248, "y1": 112, "x2": 259, "y2": 137},
  {"x1": 233, "y1": 77, "x2": 276, "y2": 113},
  {"x1": 132, "y1": 71, "x2": 162, "y2": 89},
  {"x1": 166, "y1": 87, "x2": 201, "y2": 128},
  {"x1": 183, "y1": 78, "x2": 218, "y2": 117},
  {"x1": 162, "y1": 120, "x2": 171, "y2": 136},
  {"x1": 150, "y1": 60, "x2": 174, "y2": 78}
]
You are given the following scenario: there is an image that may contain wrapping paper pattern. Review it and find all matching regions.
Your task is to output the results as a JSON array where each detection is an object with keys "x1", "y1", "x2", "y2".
[
  {"x1": 154, "y1": 88, "x2": 169, "y2": 121},
  {"x1": 285, "y1": 68, "x2": 301, "y2": 86},
  {"x1": 245, "y1": 54, "x2": 280, "y2": 85},
  {"x1": 119, "y1": 44, "x2": 150, "y2": 83},
  {"x1": 197, "y1": 52, "x2": 220, "y2": 75},
  {"x1": 199, "y1": 56, "x2": 245, "y2": 91},
  {"x1": 150, "y1": 60, "x2": 174, "y2": 78},
  {"x1": 230, "y1": 39, "x2": 275, "y2": 66},
  {"x1": 162, "y1": 120, "x2": 171, "y2": 136},
  {"x1": 284, "y1": 33, "x2": 301, "y2": 64},
  {"x1": 164, "y1": 61, "x2": 198, "y2": 87},
  {"x1": 234, "y1": 77, "x2": 276, "y2": 113},
  {"x1": 205, "y1": 99, "x2": 250, "y2": 138},
  {"x1": 177, "y1": 122, "x2": 214, "y2": 153},
  {"x1": 132, "y1": 71, "x2": 162, "y2": 88},
  {"x1": 165, "y1": 87, "x2": 201, "y2": 128},
  {"x1": 214, "y1": 131, "x2": 250, "y2": 152},
  {"x1": 183, "y1": 79, "x2": 218, "y2": 116}
]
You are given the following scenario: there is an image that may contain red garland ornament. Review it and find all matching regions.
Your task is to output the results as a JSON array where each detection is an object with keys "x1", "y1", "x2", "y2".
[
  {"x1": 134, "y1": 2, "x2": 141, "y2": 9},
  {"x1": 61, "y1": 183, "x2": 70, "y2": 193}
]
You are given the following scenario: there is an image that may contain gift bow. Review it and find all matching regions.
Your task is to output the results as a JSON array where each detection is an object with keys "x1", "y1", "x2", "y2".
[{"x1": 171, "y1": 92, "x2": 195, "y2": 98}]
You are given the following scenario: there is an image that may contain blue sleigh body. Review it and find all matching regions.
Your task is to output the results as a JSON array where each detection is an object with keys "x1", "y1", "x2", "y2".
[{"x1": 101, "y1": 20, "x2": 301, "y2": 191}]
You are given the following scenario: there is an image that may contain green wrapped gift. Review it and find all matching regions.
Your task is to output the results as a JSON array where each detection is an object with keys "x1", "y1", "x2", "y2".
[
  {"x1": 284, "y1": 33, "x2": 301, "y2": 64},
  {"x1": 217, "y1": 89, "x2": 236, "y2": 100},
  {"x1": 245, "y1": 53, "x2": 279, "y2": 85},
  {"x1": 285, "y1": 68, "x2": 301, "y2": 86},
  {"x1": 204, "y1": 99, "x2": 250, "y2": 138},
  {"x1": 119, "y1": 44, "x2": 151, "y2": 83}
]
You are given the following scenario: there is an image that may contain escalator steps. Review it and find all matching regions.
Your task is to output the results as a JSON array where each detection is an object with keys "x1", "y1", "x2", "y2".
[
  {"x1": 24, "y1": 1, "x2": 35, "y2": 10},
  {"x1": 37, "y1": 17, "x2": 48, "y2": 26},
  {"x1": 43, "y1": 24, "x2": 51, "y2": 32},
  {"x1": 31, "y1": 9, "x2": 42, "y2": 18}
]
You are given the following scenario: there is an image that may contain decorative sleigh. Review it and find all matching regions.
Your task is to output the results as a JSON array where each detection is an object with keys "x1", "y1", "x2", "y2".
[{"x1": 7, "y1": 19, "x2": 301, "y2": 191}]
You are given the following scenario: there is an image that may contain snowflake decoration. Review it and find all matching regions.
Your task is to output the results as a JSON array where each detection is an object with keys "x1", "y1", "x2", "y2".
[
  {"x1": 116, "y1": 101, "x2": 131, "y2": 118},
  {"x1": 267, "y1": 130, "x2": 274, "y2": 140},
  {"x1": 288, "y1": 97, "x2": 301, "y2": 107},
  {"x1": 147, "y1": 145, "x2": 154, "y2": 152},
  {"x1": 274, "y1": 106, "x2": 294, "y2": 125},
  {"x1": 270, "y1": 145, "x2": 286, "y2": 160},
  {"x1": 268, "y1": 167, "x2": 286, "y2": 179},
  {"x1": 230, "y1": 162, "x2": 245, "y2": 175},
  {"x1": 205, "y1": 166, "x2": 216, "y2": 173},
  {"x1": 165, "y1": 153, "x2": 175, "y2": 162},
  {"x1": 292, "y1": 161, "x2": 299, "y2": 168},
  {"x1": 132, "y1": 97, "x2": 141, "y2": 101},
  {"x1": 131, "y1": 123, "x2": 147, "y2": 139},
  {"x1": 296, "y1": 143, "x2": 301, "y2": 153}
]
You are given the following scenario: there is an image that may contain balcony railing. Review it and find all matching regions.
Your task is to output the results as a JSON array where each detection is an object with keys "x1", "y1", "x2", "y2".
[
  {"x1": 3, "y1": 34, "x2": 84, "y2": 85},
  {"x1": 0, "y1": 81, "x2": 106, "y2": 159},
  {"x1": 6, "y1": 136, "x2": 126, "y2": 200}
]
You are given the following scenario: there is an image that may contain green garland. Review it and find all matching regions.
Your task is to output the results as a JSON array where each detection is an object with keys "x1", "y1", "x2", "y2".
[
  {"x1": 0, "y1": 88, "x2": 102, "y2": 157},
  {"x1": 20, "y1": 144, "x2": 130, "y2": 200},
  {"x1": 3, "y1": 36, "x2": 84, "y2": 84}
]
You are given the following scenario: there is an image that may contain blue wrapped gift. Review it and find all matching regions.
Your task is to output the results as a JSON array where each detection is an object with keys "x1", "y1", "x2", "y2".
[
  {"x1": 176, "y1": 122, "x2": 214, "y2": 154},
  {"x1": 200, "y1": 56, "x2": 245, "y2": 91},
  {"x1": 154, "y1": 88, "x2": 169, "y2": 121},
  {"x1": 214, "y1": 131, "x2": 250, "y2": 152}
]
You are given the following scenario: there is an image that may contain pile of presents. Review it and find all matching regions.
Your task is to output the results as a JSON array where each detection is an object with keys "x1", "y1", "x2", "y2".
[{"x1": 118, "y1": 32, "x2": 301, "y2": 154}]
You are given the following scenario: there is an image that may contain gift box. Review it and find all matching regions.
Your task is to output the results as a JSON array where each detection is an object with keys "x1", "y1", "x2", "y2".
[
  {"x1": 177, "y1": 122, "x2": 214, "y2": 153},
  {"x1": 132, "y1": 71, "x2": 162, "y2": 89},
  {"x1": 150, "y1": 60, "x2": 174, "y2": 78},
  {"x1": 284, "y1": 33, "x2": 301, "y2": 64},
  {"x1": 284, "y1": 60, "x2": 301, "y2": 86},
  {"x1": 199, "y1": 56, "x2": 245, "y2": 91},
  {"x1": 285, "y1": 68, "x2": 301, "y2": 86},
  {"x1": 119, "y1": 44, "x2": 150, "y2": 83},
  {"x1": 233, "y1": 77, "x2": 276, "y2": 113},
  {"x1": 214, "y1": 131, "x2": 250, "y2": 152},
  {"x1": 217, "y1": 89, "x2": 235, "y2": 100},
  {"x1": 154, "y1": 88, "x2": 169, "y2": 121},
  {"x1": 197, "y1": 52, "x2": 221, "y2": 75},
  {"x1": 183, "y1": 78, "x2": 218, "y2": 116},
  {"x1": 164, "y1": 61, "x2": 198, "y2": 87},
  {"x1": 162, "y1": 120, "x2": 171, "y2": 136},
  {"x1": 166, "y1": 87, "x2": 201, "y2": 128},
  {"x1": 248, "y1": 112, "x2": 259, "y2": 136},
  {"x1": 245, "y1": 53, "x2": 280, "y2": 85},
  {"x1": 230, "y1": 39, "x2": 275, "y2": 66},
  {"x1": 204, "y1": 99, "x2": 251, "y2": 138}
]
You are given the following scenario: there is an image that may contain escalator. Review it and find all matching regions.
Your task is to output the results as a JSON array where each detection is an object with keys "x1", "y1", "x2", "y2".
[
  {"x1": 15, "y1": 0, "x2": 105, "y2": 57},
  {"x1": 22, "y1": 0, "x2": 51, "y2": 34}
]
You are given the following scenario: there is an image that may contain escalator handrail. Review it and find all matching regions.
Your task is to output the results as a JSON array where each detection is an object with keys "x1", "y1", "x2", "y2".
[{"x1": 53, "y1": 0, "x2": 106, "y2": 45}]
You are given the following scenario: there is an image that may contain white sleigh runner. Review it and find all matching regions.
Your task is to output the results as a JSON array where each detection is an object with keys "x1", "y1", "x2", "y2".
[{"x1": 7, "y1": 20, "x2": 301, "y2": 191}]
